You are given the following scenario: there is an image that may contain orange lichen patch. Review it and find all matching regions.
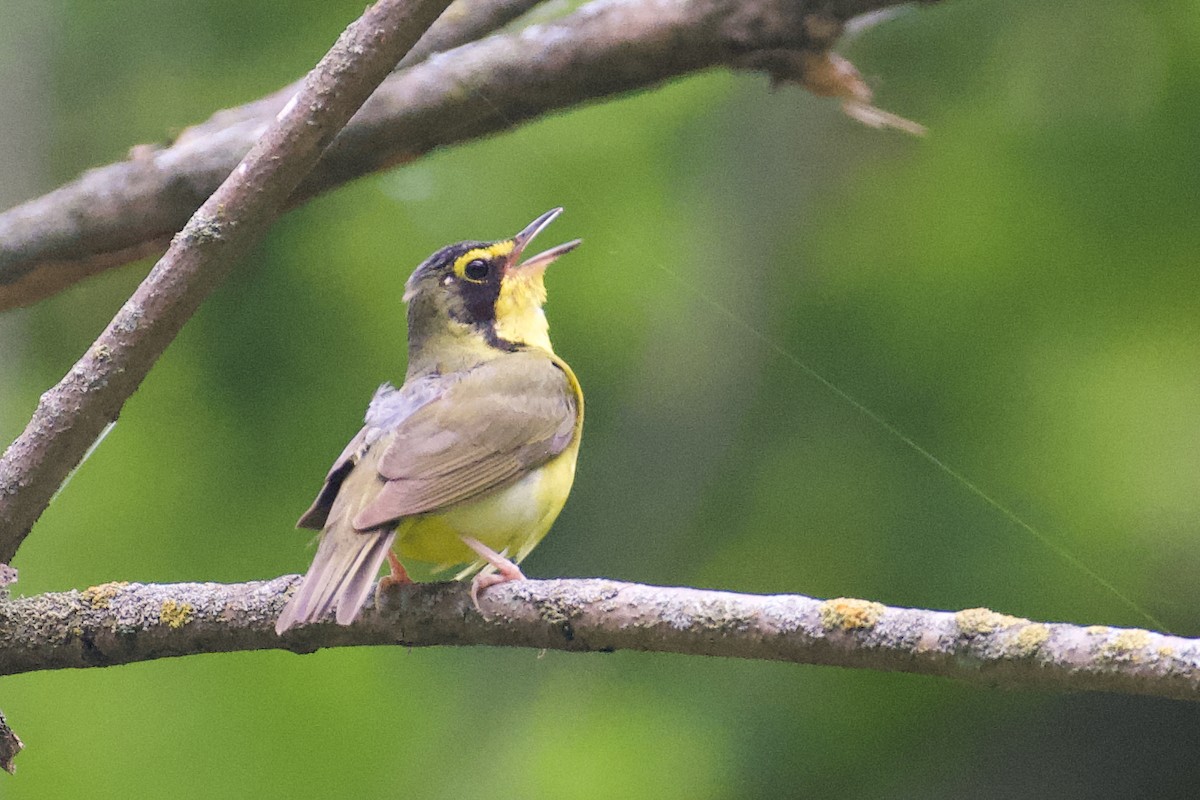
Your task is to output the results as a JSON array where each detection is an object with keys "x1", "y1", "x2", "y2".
[
  {"x1": 819, "y1": 598, "x2": 886, "y2": 631},
  {"x1": 1009, "y1": 623, "x2": 1051, "y2": 657},
  {"x1": 955, "y1": 608, "x2": 1026, "y2": 636},
  {"x1": 1101, "y1": 629, "x2": 1152, "y2": 663},
  {"x1": 82, "y1": 581, "x2": 130, "y2": 609},
  {"x1": 159, "y1": 599, "x2": 195, "y2": 629}
]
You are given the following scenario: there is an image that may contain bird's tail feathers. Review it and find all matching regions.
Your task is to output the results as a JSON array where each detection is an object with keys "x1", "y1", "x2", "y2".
[{"x1": 275, "y1": 517, "x2": 395, "y2": 635}]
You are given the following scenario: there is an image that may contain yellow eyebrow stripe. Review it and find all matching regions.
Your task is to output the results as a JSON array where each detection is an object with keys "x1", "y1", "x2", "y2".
[{"x1": 453, "y1": 241, "x2": 514, "y2": 278}]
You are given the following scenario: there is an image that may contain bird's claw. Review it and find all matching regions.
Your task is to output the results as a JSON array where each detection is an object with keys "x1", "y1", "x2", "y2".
[{"x1": 460, "y1": 536, "x2": 525, "y2": 614}]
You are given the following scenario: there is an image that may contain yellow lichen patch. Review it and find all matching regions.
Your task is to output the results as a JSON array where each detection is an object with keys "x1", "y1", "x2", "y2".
[
  {"x1": 1084, "y1": 626, "x2": 1111, "y2": 636},
  {"x1": 1101, "y1": 629, "x2": 1152, "y2": 662},
  {"x1": 82, "y1": 581, "x2": 130, "y2": 609},
  {"x1": 1157, "y1": 645, "x2": 1176, "y2": 658},
  {"x1": 819, "y1": 598, "x2": 885, "y2": 631},
  {"x1": 160, "y1": 600, "x2": 195, "y2": 629},
  {"x1": 1009, "y1": 623, "x2": 1051, "y2": 657},
  {"x1": 955, "y1": 607, "x2": 1026, "y2": 636}
]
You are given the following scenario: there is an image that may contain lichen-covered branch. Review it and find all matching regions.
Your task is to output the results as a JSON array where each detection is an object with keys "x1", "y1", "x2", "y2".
[
  {"x1": 1, "y1": 577, "x2": 1197, "y2": 703},
  {"x1": 0, "y1": 0, "x2": 925, "y2": 311},
  {"x1": 0, "y1": 0, "x2": 454, "y2": 563}
]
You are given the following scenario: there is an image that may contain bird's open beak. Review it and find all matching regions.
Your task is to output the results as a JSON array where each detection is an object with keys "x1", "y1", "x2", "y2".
[{"x1": 507, "y1": 207, "x2": 581, "y2": 275}]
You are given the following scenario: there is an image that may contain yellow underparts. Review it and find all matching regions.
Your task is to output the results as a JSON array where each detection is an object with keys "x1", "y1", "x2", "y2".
[
  {"x1": 395, "y1": 437, "x2": 580, "y2": 574},
  {"x1": 495, "y1": 270, "x2": 551, "y2": 351},
  {"x1": 397, "y1": 353, "x2": 582, "y2": 576}
]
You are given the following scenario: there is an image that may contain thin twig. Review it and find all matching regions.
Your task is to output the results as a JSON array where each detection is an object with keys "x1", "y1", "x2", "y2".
[
  {"x1": 0, "y1": 0, "x2": 454, "y2": 562},
  {"x1": 0, "y1": 577, "x2": 1197, "y2": 702},
  {"x1": 0, "y1": 0, "x2": 924, "y2": 310},
  {"x1": 401, "y1": 0, "x2": 544, "y2": 68}
]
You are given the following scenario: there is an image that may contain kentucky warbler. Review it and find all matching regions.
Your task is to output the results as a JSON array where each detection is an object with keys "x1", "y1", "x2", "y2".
[{"x1": 276, "y1": 208, "x2": 583, "y2": 634}]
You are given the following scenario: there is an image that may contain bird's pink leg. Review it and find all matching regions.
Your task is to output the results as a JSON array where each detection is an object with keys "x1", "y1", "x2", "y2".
[
  {"x1": 374, "y1": 551, "x2": 413, "y2": 612},
  {"x1": 459, "y1": 535, "x2": 525, "y2": 611},
  {"x1": 378, "y1": 551, "x2": 412, "y2": 591}
]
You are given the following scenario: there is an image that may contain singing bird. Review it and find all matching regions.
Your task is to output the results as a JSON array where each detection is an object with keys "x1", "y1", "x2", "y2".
[{"x1": 276, "y1": 209, "x2": 583, "y2": 634}]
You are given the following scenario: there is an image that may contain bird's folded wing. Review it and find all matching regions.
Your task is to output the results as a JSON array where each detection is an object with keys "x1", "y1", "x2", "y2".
[
  {"x1": 352, "y1": 352, "x2": 578, "y2": 531},
  {"x1": 296, "y1": 380, "x2": 442, "y2": 530},
  {"x1": 296, "y1": 427, "x2": 368, "y2": 530}
]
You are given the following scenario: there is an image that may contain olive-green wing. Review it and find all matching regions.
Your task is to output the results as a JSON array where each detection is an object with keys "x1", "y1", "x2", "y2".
[
  {"x1": 296, "y1": 378, "x2": 443, "y2": 530},
  {"x1": 295, "y1": 427, "x2": 368, "y2": 530},
  {"x1": 351, "y1": 352, "x2": 578, "y2": 531}
]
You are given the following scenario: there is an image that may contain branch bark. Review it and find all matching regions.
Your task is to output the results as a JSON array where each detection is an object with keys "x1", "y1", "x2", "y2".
[
  {"x1": 0, "y1": 709, "x2": 20, "y2": 775},
  {"x1": 0, "y1": 0, "x2": 454, "y2": 562},
  {"x1": 0, "y1": 0, "x2": 921, "y2": 311},
  {"x1": 1, "y1": 577, "x2": 1197, "y2": 702},
  {"x1": 180, "y1": 0, "x2": 546, "y2": 178}
]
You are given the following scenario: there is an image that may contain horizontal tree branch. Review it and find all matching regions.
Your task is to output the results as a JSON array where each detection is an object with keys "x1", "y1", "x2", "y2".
[
  {"x1": 0, "y1": 0, "x2": 922, "y2": 310},
  {"x1": 1, "y1": 576, "x2": 1197, "y2": 702}
]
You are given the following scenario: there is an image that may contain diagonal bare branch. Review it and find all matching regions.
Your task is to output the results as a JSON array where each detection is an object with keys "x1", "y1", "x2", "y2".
[
  {"x1": 0, "y1": 0, "x2": 455, "y2": 562},
  {"x1": 0, "y1": 0, "x2": 923, "y2": 311},
  {"x1": 1, "y1": 576, "x2": 1197, "y2": 703}
]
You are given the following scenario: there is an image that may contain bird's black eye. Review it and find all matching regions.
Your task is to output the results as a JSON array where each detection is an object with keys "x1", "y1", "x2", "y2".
[{"x1": 464, "y1": 259, "x2": 490, "y2": 281}]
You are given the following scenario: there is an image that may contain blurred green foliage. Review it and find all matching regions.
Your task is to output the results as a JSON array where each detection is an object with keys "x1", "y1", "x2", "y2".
[{"x1": 2, "y1": 0, "x2": 1200, "y2": 796}]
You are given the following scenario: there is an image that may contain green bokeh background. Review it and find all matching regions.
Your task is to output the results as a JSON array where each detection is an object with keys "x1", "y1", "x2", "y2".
[{"x1": 2, "y1": 0, "x2": 1199, "y2": 796}]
